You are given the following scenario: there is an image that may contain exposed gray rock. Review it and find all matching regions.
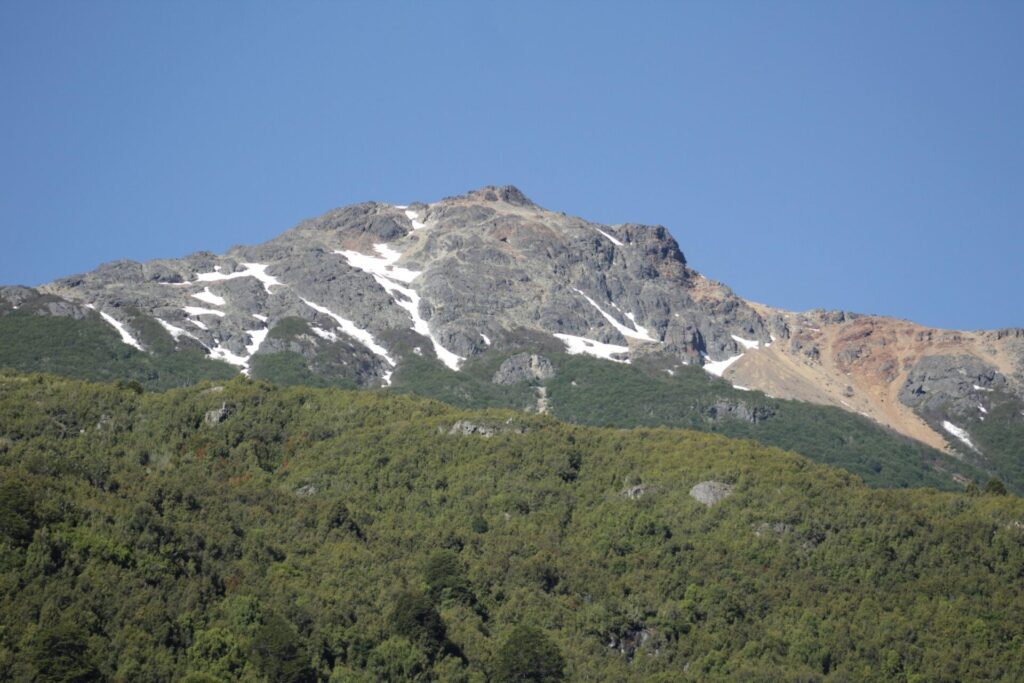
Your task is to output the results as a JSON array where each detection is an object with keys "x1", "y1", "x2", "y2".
[
  {"x1": 295, "y1": 483, "x2": 318, "y2": 497},
  {"x1": 204, "y1": 402, "x2": 231, "y2": 426},
  {"x1": 705, "y1": 400, "x2": 774, "y2": 424},
  {"x1": 492, "y1": 353, "x2": 556, "y2": 385},
  {"x1": 608, "y1": 625, "x2": 653, "y2": 660},
  {"x1": 899, "y1": 355, "x2": 1009, "y2": 414},
  {"x1": 753, "y1": 522, "x2": 793, "y2": 537},
  {"x1": 621, "y1": 484, "x2": 652, "y2": 499},
  {"x1": 30, "y1": 185, "x2": 778, "y2": 379},
  {"x1": 445, "y1": 420, "x2": 528, "y2": 437},
  {"x1": 689, "y1": 480, "x2": 734, "y2": 506}
]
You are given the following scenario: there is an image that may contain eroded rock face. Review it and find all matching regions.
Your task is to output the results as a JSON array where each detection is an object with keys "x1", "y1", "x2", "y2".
[
  {"x1": 445, "y1": 420, "x2": 528, "y2": 437},
  {"x1": 705, "y1": 400, "x2": 774, "y2": 424},
  {"x1": 899, "y1": 355, "x2": 1009, "y2": 414},
  {"x1": 689, "y1": 480, "x2": 734, "y2": 507},
  {"x1": 492, "y1": 353, "x2": 556, "y2": 385}
]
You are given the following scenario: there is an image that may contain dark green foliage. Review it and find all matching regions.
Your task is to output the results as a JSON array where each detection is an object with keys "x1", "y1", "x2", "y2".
[
  {"x1": 251, "y1": 351, "x2": 341, "y2": 388},
  {"x1": 251, "y1": 613, "x2": 314, "y2": 683},
  {"x1": 985, "y1": 478, "x2": 1008, "y2": 495},
  {"x1": 391, "y1": 353, "x2": 537, "y2": 411},
  {"x1": 0, "y1": 311, "x2": 236, "y2": 390},
  {"x1": 0, "y1": 480, "x2": 37, "y2": 546},
  {"x1": 388, "y1": 592, "x2": 448, "y2": 659},
  {"x1": 268, "y1": 316, "x2": 315, "y2": 340},
  {"x1": 945, "y1": 390, "x2": 1024, "y2": 495},
  {"x1": 424, "y1": 550, "x2": 475, "y2": 605},
  {"x1": 493, "y1": 625, "x2": 565, "y2": 683},
  {"x1": 0, "y1": 371, "x2": 1022, "y2": 681},
  {"x1": 27, "y1": 619, "x2": 101, "y2": 682},
  {"x1": 547, "y1": 353, "x2": 984, "y2": 490}
]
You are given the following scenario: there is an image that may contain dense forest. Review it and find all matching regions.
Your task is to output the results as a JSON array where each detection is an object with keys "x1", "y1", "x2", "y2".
[{"x1": 1, "y1": 371, "x2": 1022, "y2": 681}]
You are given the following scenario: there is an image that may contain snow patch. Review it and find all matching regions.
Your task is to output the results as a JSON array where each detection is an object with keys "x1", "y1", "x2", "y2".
[
  {"x1": 594, "y1": 227, "x2": 623, "y2": 246},
  {"x1": 336, "y1": 243, "x2": 421, "y2": 284},
  {"x1": 245, "y1": 328, "x2": 269, "y2": 357},
  {"x1": 572, "y1": 288, "x2": 657, "y2": 342},
  {"x1": 664, "y1": 368, "x2": 675, "y2": 376},
  {"x1": 942, "y1": 421, "x2": 978, "y2": 451},
  {"x1": 252, "y1": 314, "x2": 268, "y2": 323},
  {"x1": 156, "y1": 318, "x2": 206, "y2": 347},
  {"x1": 731, "y1": 335, "x2": 760, "y2": 350},
  {"x1": 404, "y1": 209, "x2": 426, "y2": 230},
  {"x1": 702, "y1": 352, "x2": 744, "y2": 378},
  {"x1": 192, "y1": 263, "x2": 282, "y2": 293},
  {"x1": 480, "y1": 333, "x2": 491, "y2": 346},
  {"x1": 188, "y1": 319, "x2": 208, "y2": 331},
  {"x1": 191, "y1": 288, "x2": 226, "y2": 306},
  {"x1": 310, "y1": 326, "x2": 339, "y2": 342},
  {"x1": 554, "y1": 333, "x2": 630, "y2": 363},
  {"x1": 183, "y1": 306, "x2": 226, "y2": 318},
  {"x1": 973, "y1": 384, "x2": 994, "y2": 392},
  {"x1": 734, "y1": 385, "x2": 751, "y2": 392},
  {"x1": 209, "y1": 344, "x2": 249, "y2": 369},
  {"x1": 88, "y1": 305, "x2": 144, "y2": 351},
  {"x1": 978, "y1": 404, "x2": 988, "y2": 415},
  {"x1": 337, "y1": 244, "x2": 462, "y2": 370},
  {"x1": 300, "y1": 299, "x2": 396, "y2": 371}
]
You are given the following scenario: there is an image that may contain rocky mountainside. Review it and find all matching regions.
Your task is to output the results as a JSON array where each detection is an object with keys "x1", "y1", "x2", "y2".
[{"x1": 2, "y1": 185, "x2": 1022, "y2": 485}]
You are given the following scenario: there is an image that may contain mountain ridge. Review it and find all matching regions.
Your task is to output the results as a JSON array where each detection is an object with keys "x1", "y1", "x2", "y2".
[{"x1": 3, "y1": 184, "x2": 1022, "y2": 489}]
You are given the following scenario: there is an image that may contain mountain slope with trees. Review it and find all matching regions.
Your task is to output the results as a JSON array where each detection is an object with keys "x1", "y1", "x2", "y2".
[{"x1": 1, "y1": 372, "x2": 1022, "y2": 681}]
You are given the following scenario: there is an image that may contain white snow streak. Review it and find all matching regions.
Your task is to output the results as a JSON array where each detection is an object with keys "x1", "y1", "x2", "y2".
[
  {"x1": 155, "y1": 318, "x2": 206, "y2": 347},
  {"x1": 301, "y1": 299, "x2": 396, "y2": 370},
  {"x1": 252, "y1": 314, "x2": 268, "y2": 323},
  {"x1": 978, "y1": 404, "x2": 988, "y2": 414},
  {"x1": 481, "y1": 333, "x2": 491, "y2": 346},
  {"x1": 572, "y1": 288, "x2": 657, "y2": 342},
  {"x1": 973, "y1": 384, "x2": 993, "y2": 392},
  {"x1": 702, "y1": 352, "x2": 744, "y2": 377},
  {"x1": 942, "y1": 421, "x2": 978, "y2": 451},
  {"x1": 207, "y1": 326, "x2": 269, "y2": 375},
  {"x1": 553, "y1": 333, "x2": 630, "y2": 363},
  {"x1": 192, "y1": 263, "x2": 282, "y2": 293},
  {"x1": 731, "y1": 335, "x2": 760, "y2": 350},
  {"x1": 183, "y1": 306, "x2": 226, "y2": 318},
  {"x1": 191, "y1": 288, "x2": 226, "y2": 306},
  {"x1": 337, "y1": 243, "x2": 421, "y2": 283},
  {"x1": 209, "y1": 344, "x2": 248, "y2": 369},
  {"x1": 188, "y1": 319, "x2": 208, "y2": 331},
  {"x1": 88, "y1": 305, "x2": 144, "y2": 351},
  {"x1": 337, "y1": 244, "x2": 463, "y2": 371},
  {"x1": 310, "y1": 326, "x2": 339, "y2": 342},
  {"x1": 405, "y1": 210, "x2": 427, "y2": 230},
  {"x1": 594, "y1": 227, "x2": 623, "y2": 246},
  {"x1": 244, "y1": 328, "x2": 269, "y2": 357}
]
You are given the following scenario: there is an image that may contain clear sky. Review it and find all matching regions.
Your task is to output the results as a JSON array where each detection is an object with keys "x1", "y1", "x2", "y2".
[{"x1": 1, "y1": 2, "x2": 1021, "y2": 330}]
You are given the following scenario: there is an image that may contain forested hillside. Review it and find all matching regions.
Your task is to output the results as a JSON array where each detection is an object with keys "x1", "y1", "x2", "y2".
[{"x1": 1, "y1": 372, "x2": 1022, "y2": 681}]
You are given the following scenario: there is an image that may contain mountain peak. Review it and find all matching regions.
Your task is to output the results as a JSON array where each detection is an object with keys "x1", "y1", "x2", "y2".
[{"x1": 451, "y1": 185, "x2": 534, "y2": 207}]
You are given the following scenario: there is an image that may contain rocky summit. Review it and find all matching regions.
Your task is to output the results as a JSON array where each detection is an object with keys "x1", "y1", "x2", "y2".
[
  {"x1": 25, "y1": 185, "x2": 775, "y2": 379},
  {"x1": 2, "y1": 185, "x2": 1023, "y2": 475}
]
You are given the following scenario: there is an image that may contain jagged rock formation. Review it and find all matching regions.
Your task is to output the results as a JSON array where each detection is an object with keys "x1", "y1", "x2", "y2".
[{"x1": 492, "y1": 353, "x2": 556, "y2": 385}]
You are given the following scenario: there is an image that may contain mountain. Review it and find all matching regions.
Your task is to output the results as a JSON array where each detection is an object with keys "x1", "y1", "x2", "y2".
[
  {"x1": 1, "y1": 372, "x2": 1022, "y2": 681},
  {"x1": 1, "y1": 186, "x2": 1022, "y2": 490}
]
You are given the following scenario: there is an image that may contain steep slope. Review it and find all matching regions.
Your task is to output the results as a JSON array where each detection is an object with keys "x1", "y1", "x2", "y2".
[{"x1": 1, "y1": 372, "x2": 1022, "y2": 681}]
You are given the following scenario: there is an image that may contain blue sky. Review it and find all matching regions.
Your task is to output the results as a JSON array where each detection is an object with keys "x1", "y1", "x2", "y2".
[{"x1": 1, "y1": 2, "x2": 1021, "y2": 330}]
